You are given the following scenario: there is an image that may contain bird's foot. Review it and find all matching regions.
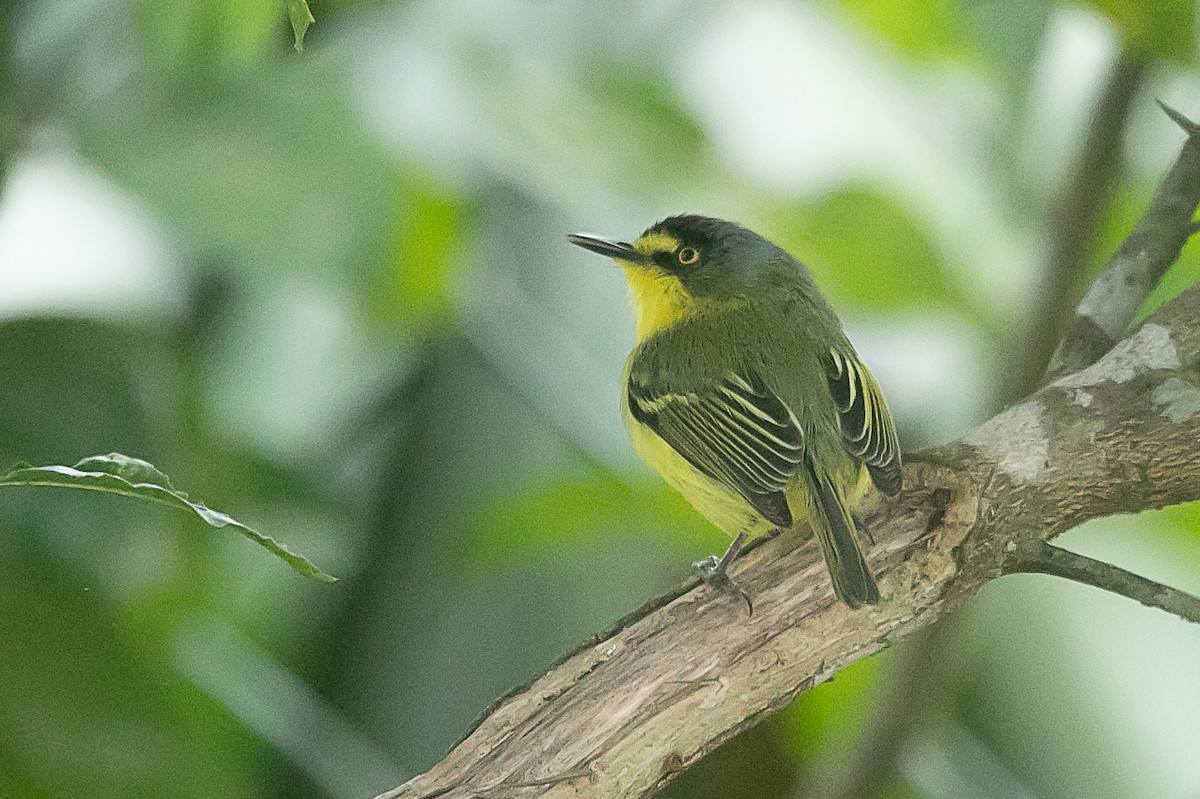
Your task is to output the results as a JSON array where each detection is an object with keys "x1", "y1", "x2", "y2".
[{"x1": 693, "y1": 532, "x2": 753, "y2": 616}]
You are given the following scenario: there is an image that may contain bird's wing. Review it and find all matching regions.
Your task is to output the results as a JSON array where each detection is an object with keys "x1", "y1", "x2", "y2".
[
  {"x1": 823, "y1": 348, "x2": 902, "y2": 495},
  {"x1": 627, "y1": 371, "x2": 803, "y2": 527}
]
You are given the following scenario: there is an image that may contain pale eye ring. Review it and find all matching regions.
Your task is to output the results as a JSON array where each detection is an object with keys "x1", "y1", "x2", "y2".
[{"x1": 677, "y1": 247, "x2": 700, "y2": 266}]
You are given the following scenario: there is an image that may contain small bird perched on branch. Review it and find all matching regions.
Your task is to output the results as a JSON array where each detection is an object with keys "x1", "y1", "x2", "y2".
[{"x1": 569, "y1": 215, "x2": 902, "y2": 611}]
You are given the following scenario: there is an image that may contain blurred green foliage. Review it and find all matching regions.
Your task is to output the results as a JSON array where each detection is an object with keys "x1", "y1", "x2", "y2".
[
  {"x1": 1083, "y1": 0, "x2": 1193, "y2": 60},
  {"x1": 833, "y1": 0, "x2": 975, "y2": 60},
  {"x1": 1, "y1": 0, "x2": 1199, "y2": 797},
  {"x1": 766, "y1": 189, "x2": 971, "y2": 312}
]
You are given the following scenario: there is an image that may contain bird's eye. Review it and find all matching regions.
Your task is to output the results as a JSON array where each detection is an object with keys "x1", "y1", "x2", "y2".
[{"x1": 677, "y1": 247, "x2": 700, "y2": 266}]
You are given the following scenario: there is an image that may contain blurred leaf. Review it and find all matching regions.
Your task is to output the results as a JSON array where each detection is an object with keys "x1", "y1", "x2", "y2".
[
  {"x1": 1149, "y1": 498, "x2": 1200, "y2": 535},
  {"x1": 831, "y1": 0, "x2": 975, "y2": 60},
  {"x1": 1136, "y1": 250, "x2": 1200, "y2": 325},
  {"x1": 582, "y1": 66, "x2": 709, "y2": 182},
  {"x1": 1081, "y1": 0, "x2": 1193, "y2": 61},
  {"x1": 0, "y1": 10, "x2": 11, "y2": 190},
  {"x1": 659, "y1": 714, "x2": 798, "y2": 799},
  {"x1": 956, "y1": 577, "x2": 1144, "y2": 799},
  {"x1": 288, "y1": 0, "x2": 315, "y2": 52},
  {"x1": 0, "y1": 545, "x2": 262, "y2": 799},
  {"x1": 877, "y1": 781, "x2": 931, "y2": 799},
  {"x1": 0, "y1": 319, "x2": 165, "y2": 468},
  {"x1": 1063, "y1": 501, "x2": 1200, "y2": 590},
  {"x1": 767, "y1": 189, "x2": 964, "y2": 312},
  {"x1": 784, "y1": 651, "x2": 886, "y2": 769},
  {"x1": 961, "y1": 0, "x2": 1053, "y2": 104},
  {"x1": 65, "y1": 56, "x2": 395, "y2": 284},
  {"x1": 371, "y1": 174, "x2": 468, "y2": 334},
  {"x1": 0, "y1": 453, "x2": 336, "y2": 582},
  {"x1": 458, "y1": 472, "x2": 718, "y2": 566},
  {"x1": 470, "y1": 58, "x2": 719, "y2": 204},
  {"x1": 135, "y1": 0, "x2": 281, "y2": 69}
]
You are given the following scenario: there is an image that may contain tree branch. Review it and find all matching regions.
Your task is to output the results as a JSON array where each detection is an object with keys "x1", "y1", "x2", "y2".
[
  {"x1": 375, "y1": 108, "x2": 1200, "y2": 799},
  {"x1": 1006, "y1": 540, "x2": 1200, "y2": 623},
  {"x1": 1046, "y1": 101, "x2": 1200, "y2": 381}
]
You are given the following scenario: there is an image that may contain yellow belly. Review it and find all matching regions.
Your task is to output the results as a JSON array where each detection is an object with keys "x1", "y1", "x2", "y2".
[
  {"x1": 623, "y1": 403, "x2": 782, "y2": 539},
  {"x1": 623, "y1": 401, "x2": 872, "y2": 540}
]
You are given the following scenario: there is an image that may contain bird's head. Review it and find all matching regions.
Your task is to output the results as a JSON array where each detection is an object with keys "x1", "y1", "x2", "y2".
[{"x1": 568, "y1": 215, "x2": 790, "y2": 340}]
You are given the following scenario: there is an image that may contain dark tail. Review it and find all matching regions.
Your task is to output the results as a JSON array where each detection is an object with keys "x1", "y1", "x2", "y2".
[{"x1": 802, "y1": 458, "x2": 880, "y2": 607}]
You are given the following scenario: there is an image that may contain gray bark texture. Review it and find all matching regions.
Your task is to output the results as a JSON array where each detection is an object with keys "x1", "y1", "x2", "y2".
[{"x1": 377, "y1": 108, "x2": 1200, "y2": 799}]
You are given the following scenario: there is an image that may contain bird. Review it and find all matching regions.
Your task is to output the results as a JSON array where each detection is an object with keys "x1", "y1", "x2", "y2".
[{"x1": 568, "y1": 215, "x2": 901, "y2": 611}]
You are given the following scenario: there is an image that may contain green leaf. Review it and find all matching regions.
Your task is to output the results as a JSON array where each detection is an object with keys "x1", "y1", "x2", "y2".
[
  {"x1": 288, "y1": 0, "x2": 315, "y2": 53},
  {"x1": 0, "y1": 453, "x2": 335, "y2": 582}
]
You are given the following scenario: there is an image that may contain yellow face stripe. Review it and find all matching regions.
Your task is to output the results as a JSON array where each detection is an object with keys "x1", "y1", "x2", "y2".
[{"x1": 632, "y1": 232, "x2": 681, "y2": 258}]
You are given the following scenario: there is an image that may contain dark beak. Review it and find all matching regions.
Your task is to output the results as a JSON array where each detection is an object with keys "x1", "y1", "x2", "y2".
[{"x1": 567, "y1": 233, "x2": 648, "y2": 263}]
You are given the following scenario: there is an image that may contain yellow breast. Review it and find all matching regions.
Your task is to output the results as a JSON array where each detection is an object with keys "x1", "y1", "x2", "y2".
[
  {"x1": 616, "y1": 231, "x2": 699, "y2": 341},
  {"x1": 621, "y1": 266, "x2": 697, "y2": 341}
]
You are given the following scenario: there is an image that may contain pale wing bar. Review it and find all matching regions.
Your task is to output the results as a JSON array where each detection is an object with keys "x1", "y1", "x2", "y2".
[{"x1": 628, "y1": 372, "x2": 804, "y2": 526}]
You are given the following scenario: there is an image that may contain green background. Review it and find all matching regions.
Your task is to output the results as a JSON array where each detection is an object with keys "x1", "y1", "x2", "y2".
[{"x1": 1, "y1": 0, "x2": 1198, "y2": 797}]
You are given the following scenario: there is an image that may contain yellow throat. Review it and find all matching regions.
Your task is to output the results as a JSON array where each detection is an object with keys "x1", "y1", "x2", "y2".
[{"x1": 620, "y1": 232, "x2": 697, "y2": 341}]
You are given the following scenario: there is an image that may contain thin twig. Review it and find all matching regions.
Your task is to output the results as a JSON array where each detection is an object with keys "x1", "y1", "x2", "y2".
[
  {"x1": 1006, "y1": 541, "x2": 1200, "y2": 624},
  {"x1": 1046, "y1": 102, "x2": 1200, "y2": 381}
]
